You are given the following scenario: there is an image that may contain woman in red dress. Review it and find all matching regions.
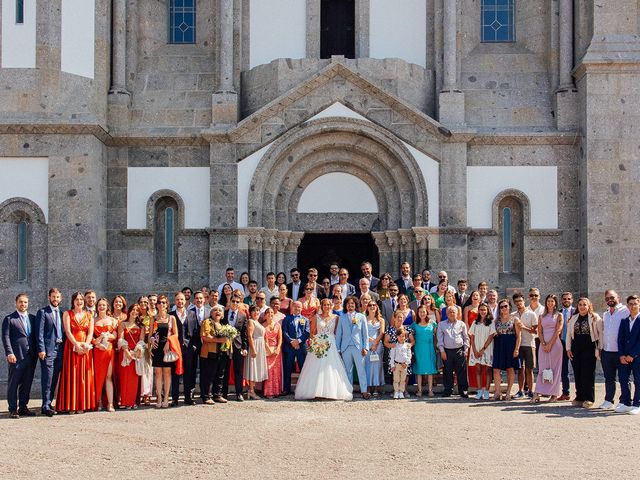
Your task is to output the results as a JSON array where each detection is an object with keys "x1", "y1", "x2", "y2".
[
  {"x1": 110, "y1": 295, "x2": 128, "y2": 407},
  {"x1": 117, "y1": 305, "x2": 144, "y2": 409},
  {"x1": 93, "y1": 298, "x2": 118, "y2": 411},
  {"x1": 56, "y1": 292, "x2": 96, "y2": 414},
  {"x1": 463, "y1": 291, "x2": 482, "y2": 389},
  {"x1": 300, "y1": 283, "x2": 320, "y2": 319},
  {"x1": 262, "y1": 308, "x2": 283, "y2": 398}
]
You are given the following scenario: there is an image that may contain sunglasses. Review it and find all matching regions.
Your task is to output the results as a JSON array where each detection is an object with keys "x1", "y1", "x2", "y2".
[
  {"x1": 231, "y1": 300, "x2": 240, "y2": 304},
  {"x1": 305, "y1": 288, "x2": 313, "y2": 291},
  {"x1": 499, "y1": 304, "x2": 510, "y2": 309},
  {"x1": 256, "y1": 297, "x2": 265, "y2": 301},
  {"x1": 158, "y1": 301, "x2": 167, "y2": 305},
  {"x1": 529, "y1": 294, "x2": 539, "y2": 297}
]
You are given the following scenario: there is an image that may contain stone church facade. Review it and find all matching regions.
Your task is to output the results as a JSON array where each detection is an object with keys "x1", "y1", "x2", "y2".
[{"x1": 0, "y1": 0, "x2": 638, "y2": 317}]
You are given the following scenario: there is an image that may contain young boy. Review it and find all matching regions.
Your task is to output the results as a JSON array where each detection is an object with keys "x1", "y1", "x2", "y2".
[{"x1": 389, "y1": 328, "x2": 412, "y2": 399}]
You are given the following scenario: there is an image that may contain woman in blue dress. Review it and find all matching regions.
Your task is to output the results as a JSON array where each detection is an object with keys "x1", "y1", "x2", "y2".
[
  {"x1": 364, "y1": 302, "x2": 385, "y2": 396},
  {"x1": 489, "y1": 298, "x2": 522, "y2": 401},
  {"x1": 411, "y1": 305, "x2": 438, "y2": 397}
]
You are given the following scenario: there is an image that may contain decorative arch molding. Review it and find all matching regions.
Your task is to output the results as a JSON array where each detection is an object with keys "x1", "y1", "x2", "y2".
[
  {"x1": 145, "y1": 189, "x2": 186, "y2": 231},
  {"x1": 0, "y1": 197, "x2": 47, "y2": 224},
  {"x1": 248, "y1": 118, "x2": 431, "y2": 230},
  {"x1": 491, "y1": 189, "x2": 531, "y2": 232}
]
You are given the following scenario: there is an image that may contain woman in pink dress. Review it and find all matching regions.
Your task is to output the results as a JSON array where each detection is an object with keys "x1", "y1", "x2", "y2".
[
  {"x1": 532, "y1": 294, "x2": 564, "y2": 403},
  {"x1": 262, "y1": 308, "x2": 283, "y2": 398}
]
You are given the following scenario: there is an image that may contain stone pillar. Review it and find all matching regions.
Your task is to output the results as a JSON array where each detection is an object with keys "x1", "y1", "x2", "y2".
[
  {"x1": 247, "y1": 232, "x2": 263, "y2": 282},
  {"x1": 554, "y1": 0, "x2": 578, "y2": 130},
  {"x1": 212, "y1": 0, "x2": 238, "y2": 125},
  {"x1": 372, "y1": 232, "x2": 391, "y2": 275},
  {"x1": 110, "y1": 0, "x2": 128, "y2": 93},
  {"x1": 412, "y1": 227, "x2": 430, "y2": 272},
  {"x1": 276, "y1": 231, "x2": 290, "y2": 274},
  {"x1": 385, "y1": 231, "x2": 401, "y2": 275},
  {"x1": 262, "y1": 230, "x2": 277, "y2": 275},
  {"x1": 285, "y1": 232, "x2": 304, "y2": 272},
  {"x1": 399, "y1": 229, "x2": 414, "y2": 268},
  {"x1": 438, "y1": 0, "x2": 464, "y2": 126}
]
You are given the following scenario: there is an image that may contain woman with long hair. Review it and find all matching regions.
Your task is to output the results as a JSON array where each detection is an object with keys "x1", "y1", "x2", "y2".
[
  {"x1": 375, "y1": 273, "x2": 393, "y2": 301},
  {"x1": 531, "y1": 294, "x2": 564, "y2": 404},
  {"x1": 411, "y1": 305, "x2": 438, "y2": 397},
  {"x1": 262, "y1": 307, "x2": 283, "y2": 399},
  {"x1": 220, "y1": 283, "x2": 234, "y2": 309},
  {"x1": 149, "y1": 294, "x2": 178, "y2": 408},
  {"x1": 469, "y1": 302, "x2": 494, "y2": 400},
  {"x1": 92, "y1": 298, "x2": 117, "y2": 411},
  {"x1": 137, "y1": 296, "x2": 154, "y2": 405},
  {"x1": 117, "y1": 305, "x2": 144, "y2": 409},
  {"x1": 364, "y1": 301, "x2": 385, "y2": 396},
  {"x1": 56, "y1": 292, "x2": 96, "y2": 414},
  {"x1": 490, "y1": 298, "x2": 522, "y2": 401},
  {"x1": 240, "y1": 272, "x2": 251, "y2": 296}
]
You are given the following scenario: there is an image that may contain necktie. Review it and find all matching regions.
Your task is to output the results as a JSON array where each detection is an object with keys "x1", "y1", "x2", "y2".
[
  {"x1": 22, "y1": 314, "x2": 30, "y2": 336},
  {"x1": 230, "y1": 311, "x2": 235, "y2": 325},
  {"x1": 392, "y1": 298, "x2": 396, "y2": 311},
  {"x1": 54, "y1": 308, "x2": 62, "y2": 339}
]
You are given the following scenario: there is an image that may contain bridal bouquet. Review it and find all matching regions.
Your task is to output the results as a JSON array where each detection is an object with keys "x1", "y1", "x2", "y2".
[
  {"x1": 216, "y1": 325, "x2": 239, "y2": 352},
  {"x1": 307, "y1": 334, "x2": 331, "y2": 359}
]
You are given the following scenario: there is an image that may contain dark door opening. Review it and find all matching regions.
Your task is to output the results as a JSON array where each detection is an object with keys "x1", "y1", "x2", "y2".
[
  {"x1": 297, "y1": 233, "x2": 379, "y2": 282},
  {"x1": 320, "y1": 0, "x2": 355, "y2": 59}
]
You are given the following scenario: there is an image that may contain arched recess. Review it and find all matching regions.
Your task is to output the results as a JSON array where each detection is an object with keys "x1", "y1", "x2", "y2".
[
  {"x1": 492, "y1": 189, "x2": 529, "y2": 283},
  {"x1": 146, "y1": 190, "x2": 185, "y2": 279},
  {"x1": 0, "y1": 197, "x2": 48, "y2": 289},
  {"x1": 247, "y1": 118, "x2": 431, "y2": 231}
]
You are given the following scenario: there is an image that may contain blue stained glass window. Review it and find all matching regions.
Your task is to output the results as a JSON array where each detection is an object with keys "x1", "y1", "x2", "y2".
[
  {"x1": 169, "y1": 0, "x2": 196, "y2": 44},
  {"x1": 502, "y1": 207, "x2": 512, "y2": 273},
  {"x1": 481, "y1": 0, "x2": 515, "y2": 43},
  {"x1": 16, "y1": 0, "x2": 24, "y2": 24},
  {"x1": 164, "y1": 208, "x2": 175, "y2": 273},
  {"x1": 17, "y1": 221, "x2": 27, "y2": 281}
]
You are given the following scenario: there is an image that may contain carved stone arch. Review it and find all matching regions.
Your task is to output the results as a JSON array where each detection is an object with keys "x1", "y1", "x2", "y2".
[
  {"x1": 145, "y1": 189, "x2": 186, "y2": 231},
  {"x1": 0, "y1": 197, "x2": 47, "y2": 224},
  {"x1": 248, "y1": 117, "x2": 431, "y2": 230},
  {"x1": 491, "y1": 189, "x2": 531, "y2": 231}
]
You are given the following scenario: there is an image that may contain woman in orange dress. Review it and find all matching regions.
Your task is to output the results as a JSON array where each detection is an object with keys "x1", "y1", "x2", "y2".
[
  {"x1": 117, "y1": 305, "x2": 144, "y2": 408},
  {"x1": 56, "y1": 292, "x2": 96, "y2": 414},
  {"x1": 300, "y1": 283, "x2": 320, "y2": 319},
  {"x1": 93, "y1": 298, "x2": 118, "y2": 411},
  {"x1": 110, "y1": 295, "x2": 127, "y2": 407},
  {"x1": 262, "y1": 307, "x2": 283, "y2": 398},
  {"x1": 463, "y1": 291, "x2": 482, "y2": 389}
]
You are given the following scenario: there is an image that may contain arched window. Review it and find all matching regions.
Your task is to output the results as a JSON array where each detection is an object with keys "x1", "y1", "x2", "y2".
[
  {"x1": 154, "y1": 196, "x2": 178, "y2": 277},
  {"x1": 169, "y1": 0, "x2": 196, "y2": 44},
  {"x1": 498, "y1": 195, "x2": 524, "y2": 282},
  {"x1": 502, "y1": 207, "x2": 512, "y2": 273},
  {"x1": 481, "y1": 0, "x2": 515, "y2": 43},
  {"x1": 17, "y1": 221, "x2": 27, "y2": 282}
]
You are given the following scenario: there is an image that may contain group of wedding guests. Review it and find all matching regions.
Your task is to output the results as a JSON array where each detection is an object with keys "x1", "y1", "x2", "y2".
[{"x1": 3, "y1": 262, "x2": 640, "y2": 417}]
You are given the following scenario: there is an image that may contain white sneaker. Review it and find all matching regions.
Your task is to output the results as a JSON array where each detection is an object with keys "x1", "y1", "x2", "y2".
[
  {"x1": 615, "y1": 403, "x2": 632, "y2": 413},
  {"x1": 474, "y1": 390, "x2": 483, "y2": 400},
  {"x1": 482, "y1": 390, "x2": 490, "y2": 400},
  {"x1": 598, "y1": 400, "x2": 614, "y2": 410},
  {"x1": 398, "y1": 392, "x2": 404, "y2": 399},
  {"x1": 629, "y1": 407, "x2": 640, "y2": 415},
  {"x1": 393, "y1": 392, "x2": 398, "y2": 399}
]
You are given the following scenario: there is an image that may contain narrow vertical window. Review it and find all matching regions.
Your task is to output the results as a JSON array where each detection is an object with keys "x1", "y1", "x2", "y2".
[
  {"x1": 481, "y1": 0, "x2": 515, "y2": 43},
  {"x1": 502, "y1": 207, "x2": 512, "y2": 273},
  {"x1": 169, "y1": 0, "x2": 196, "y2": 44},
  {"x1": 320, "y1": 0, "x2": 355, "y2": 59},
  {"x1": 17, "y1": 221, "x2": 27, "y2": 281},
  {"x1": 16, "y1": 0, "x2": 25, "y2": 24},
  {"x1": 164, "y1": 207, "x2": 175, "y2": 273}
]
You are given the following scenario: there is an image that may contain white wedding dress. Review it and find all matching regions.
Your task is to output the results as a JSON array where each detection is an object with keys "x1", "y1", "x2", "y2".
[{"x1": 294, "y1": 315, "x2": 353, "y2": 401}]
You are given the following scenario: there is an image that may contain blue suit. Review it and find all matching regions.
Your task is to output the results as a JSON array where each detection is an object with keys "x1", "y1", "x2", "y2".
[
  {"x1": 282, "y1": 314, "x2": 310, "y2": 393},
  {"x1": 36, "y1": 305, "x2": 65, "y2": 411},
  {"x1": 2, "y1": 310, "x2": 37, "y2": 412},
  {"x1": 618, "y1": 314, "x2": 640, "y2": 407},
  {"x1": 335, "y1": 312, "x2": 369, "y2": 392}
]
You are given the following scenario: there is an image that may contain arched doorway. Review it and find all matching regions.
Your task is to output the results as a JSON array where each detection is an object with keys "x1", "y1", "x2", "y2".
[{"x1": 297, "y1": 233, "x2": 379, "y2": 280}]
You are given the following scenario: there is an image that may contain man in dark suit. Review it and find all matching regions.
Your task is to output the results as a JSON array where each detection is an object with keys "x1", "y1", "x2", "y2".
[
  {"x1": 2, "y1": 293, "x2": 37, "y2": 418},
  {"x1": 170, "y1": 291, "x2": 201, "y2": 406},
  {"x1": 616, "y1": 294, "x2": 640, "y2": 414},
  {"x1": 422, "y1": 269, "x2": 436, "y2": 293},
  {"x1": 281, "y1": 301, "x2": 310, "y2": 396},
  {"x1": 455, "y1": 279, "x2": 469, "y2": 307},
  {"x1": 558, "y1": 291, "x2": 576, "y2": 400},
  {"x1": 36, "y1": 288, "x2": 65, "y2": 417},
  {"x1": 380, "y1": 284, "x2": 400, "y2": 325},
  {"x1": 286, "y1": 268, "x2": 303, "y2": 301},
  {"x1": 395, "y1": 262, "x2": 412, "y2": 295},
  {"x1": 222, "y1": 294, "x2": 248, "y2": 401},
  {"x1": 357, "y1": 261, "x2": 379, "y2": 295}
]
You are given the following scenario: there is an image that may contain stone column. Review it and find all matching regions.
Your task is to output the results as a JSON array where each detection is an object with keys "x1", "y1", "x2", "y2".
[
  {"x1": 438, "y1": 0, "x2": 464, "y2": 126},
  {"x1": 554, "y1": 0, "x2": 578, "y2": 130},
  {"x1": 212, "y1": 0, "x2": 238, "y2": 125},
  {"x1": 262, "y1": 230, "x2": 277, "y2": 275},
  {"x1": 247, "y1": 232, "x2": 263, "y2": 282},
  {"x1": 276, "y1": 231, "x2": 291, "y2": 274},
  {"x1": 399, "y1": 229, "x2": 414, "y2": 267},
  {"x1": 372, "y1": 232, "x2": 391, "y2": 276},
  {"x1": 412, "y1": 227, "x2": 430, "y2": 272},
  {"x1": 385, "y1": 231, "x2": 401, "y2": 275},
  {"x1": 285, "y1": 232, "x2": 305, "y2": 272},
  {"x1": 110, "y1": 0, "x2": 128, "y2": 93}
]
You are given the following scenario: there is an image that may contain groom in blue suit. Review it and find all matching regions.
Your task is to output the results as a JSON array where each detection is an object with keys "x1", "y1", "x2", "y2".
[
  {"x1": 36, "y1": 288, "x2": 65, "y2": 416},
  {"x1": 617, "y1": 295, "x2": 640, "y2": 414},
  {"x1": 282, "y1": 301, "x2": 310, "y2": 396},
  {"x1": 336, "y1": 296, "x2": 370, "y2": 399}
]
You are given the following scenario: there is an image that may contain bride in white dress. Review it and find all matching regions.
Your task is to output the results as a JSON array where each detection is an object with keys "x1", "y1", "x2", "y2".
[{"x1": 295, "y1": 298, "x2": 353, "y2": 401}]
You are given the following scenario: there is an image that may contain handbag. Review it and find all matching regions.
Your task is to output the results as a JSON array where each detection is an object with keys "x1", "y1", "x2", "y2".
[
  {"x1": 369, "y1": 353, "x2": 380, "y2": 362},
  {"x1": 542, "y1": 368, "x2": 553, "y2": 383},
  {"x1": 163, "y1": 350, "x2": 179, "y2": 363}
]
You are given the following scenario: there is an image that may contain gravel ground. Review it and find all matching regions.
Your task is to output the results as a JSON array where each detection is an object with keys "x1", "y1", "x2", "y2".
[{"x1": 2, "y1": 382, "x2": 639, "y2": 479}]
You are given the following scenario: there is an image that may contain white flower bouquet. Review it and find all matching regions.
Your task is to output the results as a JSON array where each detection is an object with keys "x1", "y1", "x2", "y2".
[{"x1": 306, "y1": 334, "x2": 331, "y2": 359}]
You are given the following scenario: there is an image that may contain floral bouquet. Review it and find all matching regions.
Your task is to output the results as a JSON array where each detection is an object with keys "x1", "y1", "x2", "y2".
[
  {"x1": 306, "y1": 334, "x2": 331, "y2": 359},
  {"x1": 216, "y1": 324, "x2": 239, "y2": 352}
]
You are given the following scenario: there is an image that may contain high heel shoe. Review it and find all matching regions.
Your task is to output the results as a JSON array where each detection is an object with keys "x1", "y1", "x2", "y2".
[
  {"x1": 248, "y1": 391, "x2": 260, "y2": 400},
  {"x1": 416, "y1": 389, "x2": 423, "y2": 398},
  {"x1": 161, "y1": 401, "x2": 169, "y2": 408},
  {"x1": 107, "y1": 404, "x2": 115, "y2": 412}
]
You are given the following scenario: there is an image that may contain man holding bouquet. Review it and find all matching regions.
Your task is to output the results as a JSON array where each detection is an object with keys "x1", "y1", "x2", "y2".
[{"x1": 222, "y1": 294, "x2": 248, "y2": 401}]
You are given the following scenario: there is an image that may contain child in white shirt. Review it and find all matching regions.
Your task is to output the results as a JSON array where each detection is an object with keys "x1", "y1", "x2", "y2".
[{"x1": 389, "y1": 329, "x2": 412, "y2": 399}]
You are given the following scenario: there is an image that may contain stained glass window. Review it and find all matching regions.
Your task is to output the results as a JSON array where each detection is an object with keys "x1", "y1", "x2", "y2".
[
  {"x1": 169, "y1": 0, "x2": 196, "y2": 44},
  {"x1": 482, "y1": 0, "x2": 515, "y2": 43}
]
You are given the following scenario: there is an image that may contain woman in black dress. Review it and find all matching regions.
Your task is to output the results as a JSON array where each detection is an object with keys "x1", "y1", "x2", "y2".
[{"x1": 150, "y1": 294, "x2": 178, "y2": 408}]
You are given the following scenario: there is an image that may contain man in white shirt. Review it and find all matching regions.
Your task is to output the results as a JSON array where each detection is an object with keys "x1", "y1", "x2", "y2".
[
  {"x1": 512, "y1": 293, "x2": 538, "y2": 399},
  {"x1": 260, "y1": 272, "x2": 279, "y2": 302},
  {"x1": 599, "y1": 289, "x2": 629, "y2": 409},
  {"x1": 329, "y1": 263, "x2": 340, "y2": 286},
  {"x1": 217, "y1": 267, "x2": 244, "y2": 294},
  {"x1": 192, "y1": 291, "x2": 211, "y2": 325},
  {"x1": 429, "y1": 271, "x2": 456, "y2": 294},
  {"x1": 486, "y1": 290, "x2": 499, "y2": 320}
]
